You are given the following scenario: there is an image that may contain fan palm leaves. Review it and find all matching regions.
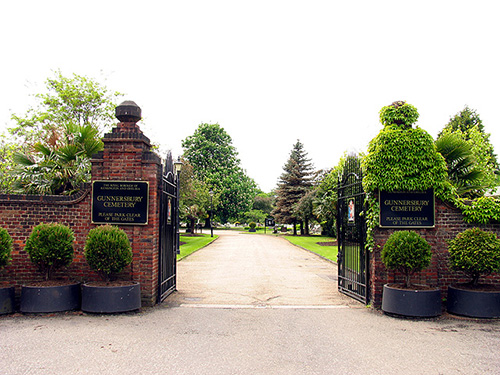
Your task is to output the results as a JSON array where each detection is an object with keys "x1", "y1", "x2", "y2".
[
  {"x1": 13, "y1": 123, "x2": 103, "y2": 195},
  {"x1": 435, "y1": 133, "x2": 485, "y2": 197}
]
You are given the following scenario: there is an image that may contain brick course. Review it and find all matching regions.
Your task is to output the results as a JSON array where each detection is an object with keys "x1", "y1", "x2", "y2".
[
  {"x1": 370, "y1": 198, "x2": 500, "y2": 307},
  {"x1": 0, "y1": 120, "x2": 163, "y2": 307}
]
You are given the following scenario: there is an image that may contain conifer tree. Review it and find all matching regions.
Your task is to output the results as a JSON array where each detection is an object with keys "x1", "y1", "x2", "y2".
[{"x1": 272, "y1": 140, "x2": 314, "y2": 235}]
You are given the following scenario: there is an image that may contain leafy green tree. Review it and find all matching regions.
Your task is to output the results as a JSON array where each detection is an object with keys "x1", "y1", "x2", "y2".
[
  {"x1": 7, "y1": 71, "x2": 121, "y2": 195},
  {"x1": 252, "y1": 191, "x2": 275, "y2": 216},
  {"x1": 10, "y1": 70, "x2": 121, "y2": 147},
  {"x1": 272, "y1": 140, "x2": 314, "y2": 235},
  {"x1": 0, "y1": 135, "x2": 18, "y2": 193},
  {"x1": 178, "y1": 159, "x2": 217, "y2": 233},
  {"x1": 294, "y1": 189, "x2": 317, "y2": 235},
  {"x1": 437, "y1": 106, "x2": 498, "y2": 195},
  {"x1": 182, "y1": 123, "x2": 258, "y2": 223}
]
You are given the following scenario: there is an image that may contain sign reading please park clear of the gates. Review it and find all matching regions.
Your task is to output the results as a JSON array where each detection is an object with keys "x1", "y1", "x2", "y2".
[
  {"x1": 92, "y1": 180, "x2": 149, "y2": 225},
  {"x1": 379, "y1": 189, "x2": 435, "y2": 228}
]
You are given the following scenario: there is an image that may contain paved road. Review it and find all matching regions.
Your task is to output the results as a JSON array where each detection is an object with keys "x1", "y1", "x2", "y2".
[
  {"x1": 168, "y1": 230, "x2": 358, "y2": 307},
  {"x1": 1, "y1": 231, "x2": 500, "y2": 375}
]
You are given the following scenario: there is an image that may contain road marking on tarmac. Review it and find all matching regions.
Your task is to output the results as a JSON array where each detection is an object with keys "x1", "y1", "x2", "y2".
[{"x1": 179, "y1": 304, "x2": 350, "y2": 309}]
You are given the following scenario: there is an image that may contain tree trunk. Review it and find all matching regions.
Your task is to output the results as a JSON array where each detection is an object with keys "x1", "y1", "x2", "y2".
[{"x1": 293, "y1": 219, "x2": 297, "y2": 235}]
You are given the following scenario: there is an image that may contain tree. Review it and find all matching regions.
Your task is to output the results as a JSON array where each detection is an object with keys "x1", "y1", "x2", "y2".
[
  {"x1": 437, "y1": 106, "x2": 499, "y2": 195},
  {"x1": 10, "y1": 70, "x2": 121, "y2": 148},
  {"x1": 7, "y1": 71, "x2": 121, "y2": 195},
  {"x1": 182, "y1": 123, "x2": 258, "y2": 223},
  {"x1": 272, "y1": 140, "x2": 314, "y2": 235},
  {"x1": 178, "y1": 158, "x2": 217, "y2": 233},
  {"x1": 435, "y1": 133, "x2": 485, "y2": 197},
  {"x1": 0, "y1": 135, "x2": 17, "y2": 193}
]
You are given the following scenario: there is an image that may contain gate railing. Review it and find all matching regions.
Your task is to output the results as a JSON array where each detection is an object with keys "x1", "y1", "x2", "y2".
[
  {"x1": 158, "y1": 153, "x2": 178, "y2": 302},
  {"x1": 337, "y1": 156, "x2": 369, "y2": 304}
]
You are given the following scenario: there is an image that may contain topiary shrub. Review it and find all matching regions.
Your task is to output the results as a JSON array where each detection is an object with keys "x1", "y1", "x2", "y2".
[
  {"x1": 379, "y1": 100, "x2": 420, "y2": 128},
  {"x1": 381, "y1": 230, "x2": 432, "y2": 288},
  {"x1": 84, "y1": 225, "x2": 133, "y2": 282},
  {"x1": 0, "y1": 227, "x2": 13, "y2": 271},
  {"x1": 24, "y1": 223, "x2": 75, "y2": 281},
  {"x1": 249, "y1": 222, "x2": 256, "y2": 229},
  {"x1": 448, "y1": 227, "x2": 500, "y2": 286}
]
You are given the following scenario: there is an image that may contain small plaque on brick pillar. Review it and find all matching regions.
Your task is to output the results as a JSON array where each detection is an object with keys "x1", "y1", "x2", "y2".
[
  {"x1": 379, "y1": 189, "x2": 435, "y2": 228},
  {"x1": 92, "y1": 181, "x2": 149, "y2": 225}
]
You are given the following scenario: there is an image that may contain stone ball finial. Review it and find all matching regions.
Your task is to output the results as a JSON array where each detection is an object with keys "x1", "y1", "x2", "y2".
[{"x1": 115, "y1": 100, "x2": 142, "y2": 123}]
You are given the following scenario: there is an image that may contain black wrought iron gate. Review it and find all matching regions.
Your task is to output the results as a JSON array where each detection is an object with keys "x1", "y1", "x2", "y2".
[
  {"x1": 158, "y1": 153, "x2": 179, "y2": 303},
  {"x1": 337, "y1": 156, "x2": 369, "y2": 304}
]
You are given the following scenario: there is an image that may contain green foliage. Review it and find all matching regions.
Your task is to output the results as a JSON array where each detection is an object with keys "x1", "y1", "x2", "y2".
[
  {"x1": 379, "y1": 101, "x2": 419, "y2": 128},
  {"x1": 0, "y1": 135, "x2": 17, "y2": 193},
  {"x1": 24, "y1": 223, "x2": 75, "y2": 280},
  {"x1": 8, "y1": 71, "x2": 121, "y2": 195},
  {"x1": 249, "y1": 222, "x2": 257, "y2": 229},
  {"x1": 0, "y1": 227, "x2": 13, "y2": 270},
  {"x1": 273, "y1": 140, "x2": 314, "y2": 226},
  {"x1": 241, "y1": 209, "x2": 267, "y2": 224},
  {"x1": 84, "y1": 225, "x2": 132, "y2": 282},
  {"x1": 363, "y1": 126, "x2": 448, "y2": 193},
  {"x1": 381, "y1": 230, "x2": 432, "y2": 288},
  {"x1": 13, "y1": 123, "x2": 103, "y2": 195},
  {"x1": 10, "y1": 70, "x2": 121, "y2": 146},
  {"x1": 435, "y1": 132, "x2": 485, "y2": 197},
  {"x1": 182, "y1": 123, "x2": 258, "y2": 222},
  {"x1": 448, "y1": 227, "x2": 500, "y2": 285},
  {"x1": 457, "y1": 196, "x2": 500, "y2": 224},
  {"x1": 253, "y1": 192, "x2": 275, "y2": 216}
]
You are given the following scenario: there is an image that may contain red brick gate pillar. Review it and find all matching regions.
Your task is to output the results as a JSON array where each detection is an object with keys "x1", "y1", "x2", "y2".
[{"x1": 91, "y1": 101, "x2": 162, "y2": 306}]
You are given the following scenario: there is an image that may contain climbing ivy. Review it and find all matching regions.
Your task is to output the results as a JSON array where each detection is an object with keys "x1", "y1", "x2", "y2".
[
  {"x1": 362, "y1": 101, "x2": 449, "y2": 252},
  {"x1": 379, "y1": 101, "x2": 419, "y2": 128},
  {"x1": 363, "y1": 126, "x2": 448, "y2": 193}
]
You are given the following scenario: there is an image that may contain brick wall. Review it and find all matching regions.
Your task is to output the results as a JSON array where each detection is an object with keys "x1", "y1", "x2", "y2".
[
  {"x1": 370, "y1": 198, "x2": 500, "y2": 307},
  {"x1": 0, "y1": 120, "x2": 163, "y2": 307}
]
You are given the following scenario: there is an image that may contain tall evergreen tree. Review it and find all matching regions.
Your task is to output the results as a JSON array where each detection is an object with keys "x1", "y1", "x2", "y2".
[{"x1": 272, "y1": 140, "x2": 314, "y2": 235}]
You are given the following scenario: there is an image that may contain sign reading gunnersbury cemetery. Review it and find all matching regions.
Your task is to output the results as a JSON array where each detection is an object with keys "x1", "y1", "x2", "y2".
[
  {"x1": 379, "y1": 189, "x2": 435, "y2": 228},
  {"x1": 92, "y1": 181, "x2": 149, "y2": 225}
]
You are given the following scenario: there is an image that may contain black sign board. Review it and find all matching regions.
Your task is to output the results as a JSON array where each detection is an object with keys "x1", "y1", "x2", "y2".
[
  {"x1": 379, "y1": 189, "x2": 435, "y2": 228},
  {"x1": 265, "y1": 218, "x2": 275, "y2": 227},
  {"x1": 92, "y1": 181, "x2": 149, "y2": 225}
]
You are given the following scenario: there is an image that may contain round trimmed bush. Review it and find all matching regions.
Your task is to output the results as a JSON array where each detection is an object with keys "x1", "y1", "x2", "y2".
[
  {"x1": 0, "y1": 227, "x2": 13, "y2": 270},
  {"x1": 448, "y1": 227, "x2": 500, "y2": 286},
  {"x1": 381, "y1": 230, "x2": 432, "y2": 288},
  {"x1": 24, "y1": 223, "x2": 75, "y2": 280},
  {"x1": 249, "y1": 222, "x2": 256, "y2": 229},
  {"x1": 85, "y1": 225, "x2": 132, "y2": 282},
  {"x1": 379, "y1": 100, "x2": 419, "y2": 128}
]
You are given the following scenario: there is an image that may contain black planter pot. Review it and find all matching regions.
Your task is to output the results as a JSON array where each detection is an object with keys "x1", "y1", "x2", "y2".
[
  {"x1": 382, "y1": 284, "x2": 442, "y2": 318},
  {"x1": 447, "y1": 285, "x2": 500, "y2": 318},
  {"x1": 81, "y1": 282, "x2": 141, "y2": 313},
  {"x1": 20, "y1": 282, "x2": 81, "y2": 313},
  {"x1": 0, "y1": 286, "x2": 15, "y2": 315}
]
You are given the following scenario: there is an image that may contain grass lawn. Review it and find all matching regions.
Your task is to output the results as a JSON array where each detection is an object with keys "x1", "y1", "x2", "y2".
[
  {"x1": 282, "y1": 235, "x2": 338, "y2": 262},
  {"x1": 178, "y1": 233, "x2": 218, "y2": 260}
]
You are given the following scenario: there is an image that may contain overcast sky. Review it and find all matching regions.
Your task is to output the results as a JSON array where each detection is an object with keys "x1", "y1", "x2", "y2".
[{"x1": 1, "y1": 1, "x2": 499, "y2": 192}]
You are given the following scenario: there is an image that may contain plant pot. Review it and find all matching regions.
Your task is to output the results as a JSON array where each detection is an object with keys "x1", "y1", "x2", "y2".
[
  {"x1": 447, "y1": 285, "x2": 500, "y2": 318},
  {"x1": 249, "y1": 228, "x2": 256, "y2": 232},
  {"x1": 0, "y1": 285, "x2": 15, "y2": 315},
  {"x1": 20, "y1": 282, "x2": 81, "y2": 313},
  {"x1": 81, "y1": 282, "x2": 141, "y2": 313},
  {"x1": 382, "y1": 284, "x2": 442, "y2": 317}
]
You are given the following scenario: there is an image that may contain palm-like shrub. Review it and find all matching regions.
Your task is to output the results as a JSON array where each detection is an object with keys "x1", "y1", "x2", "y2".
[
  {"x1": 448, "y1": 227, "x2": 500, "y2": 286},
  {"x1": 24, "y1": 223, "x2": 75, "y2": 280},
  {"x1": 0, "y1": 227, "x2": 13, "y2": 270},
  {"x1": 381, "y1": 230, "x2": 432, "y2": 288},
  {"x1": 84, "y1": 225, "x2": 132, "y2": 282}
]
